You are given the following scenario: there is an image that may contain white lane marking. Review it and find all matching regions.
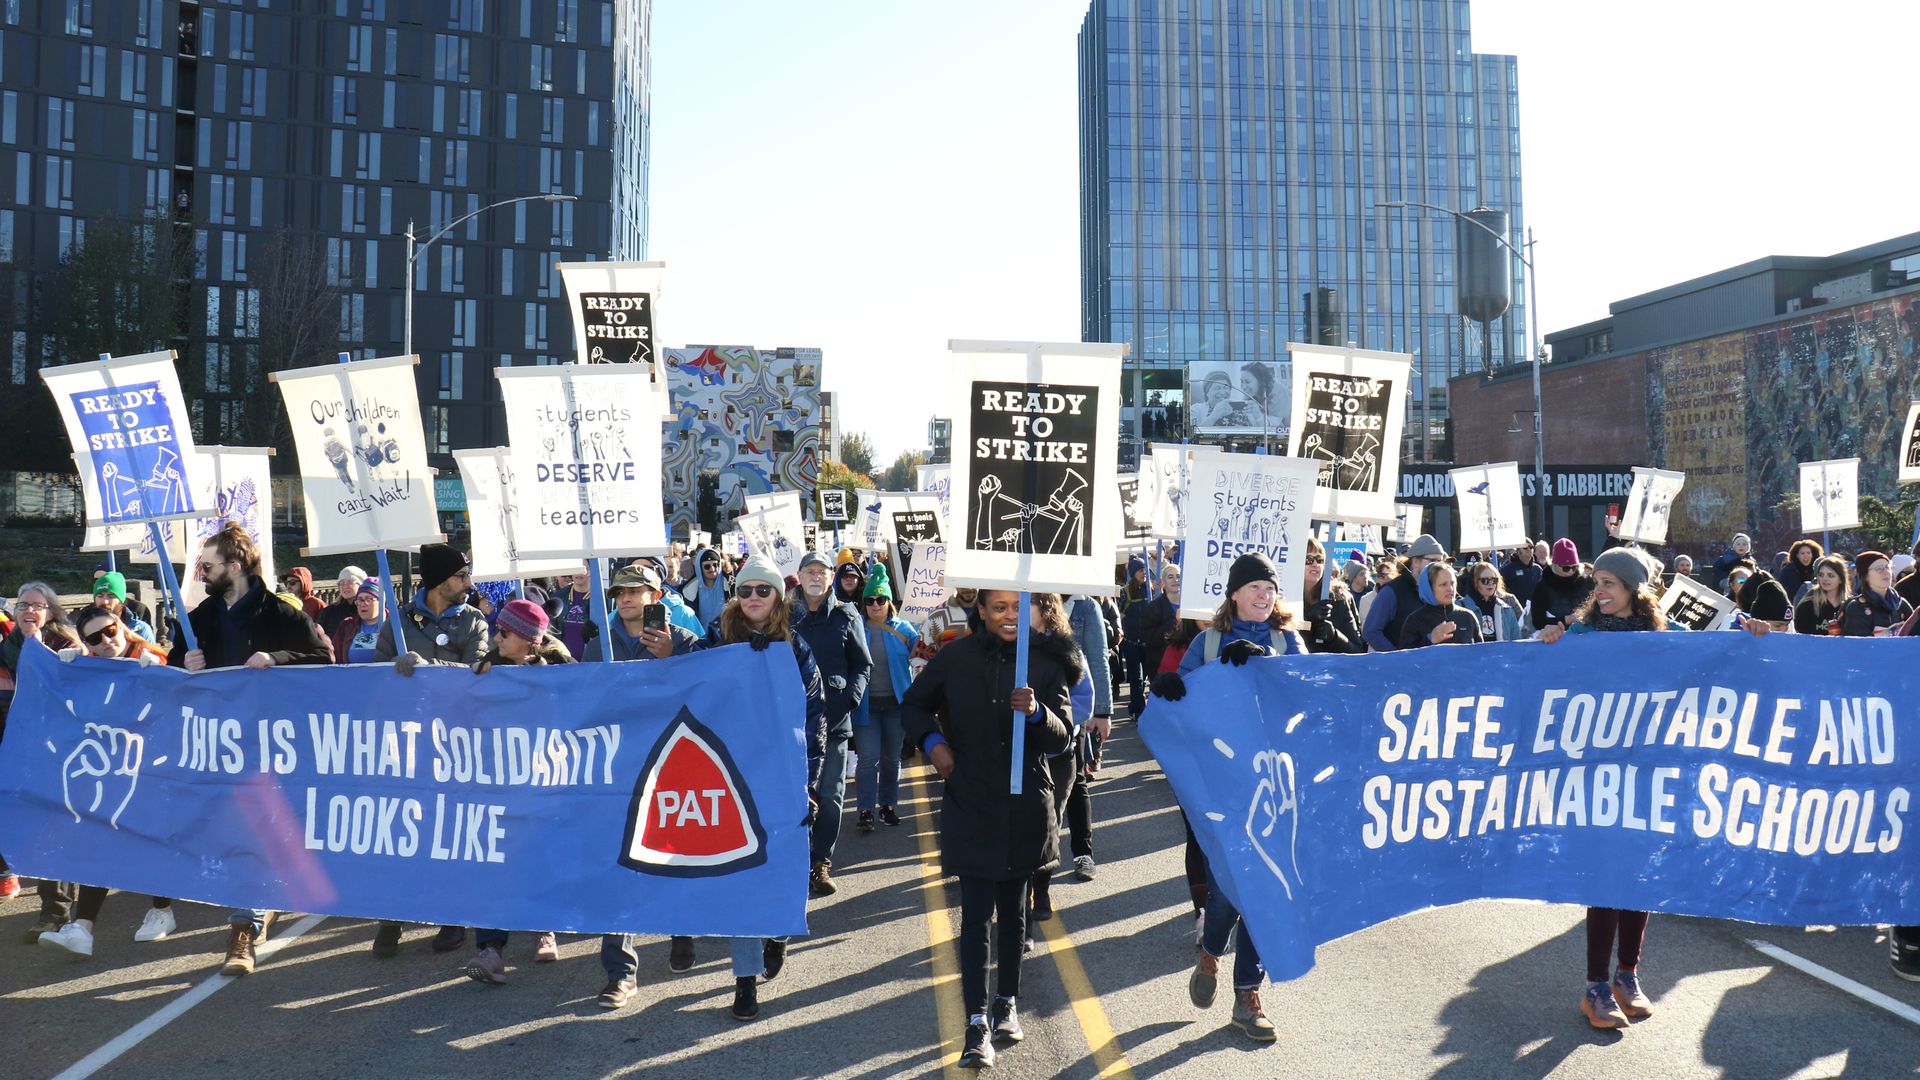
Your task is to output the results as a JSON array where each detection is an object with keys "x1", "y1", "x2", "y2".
[
  {"x1": 51, "y1": 914, "x2": 326, "y2": 1080},
  {"x1": 1746, "y1": 937, "x2": 1920, "y2": 1028},
  {"x1": 1211, "y1": 738, "x2": 1234, "y2": 760}
]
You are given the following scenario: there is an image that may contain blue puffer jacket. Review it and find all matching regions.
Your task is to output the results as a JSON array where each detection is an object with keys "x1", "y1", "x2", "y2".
[
  {"x1": 697, "y1": 619, "x2": 829, "y2": 789},
  {"x1": 854, "y1": 616, "x2": 918, "y2": 727},
  {"x1": 1176, "y1": 617, "x2": 1307, "y2": 676}
]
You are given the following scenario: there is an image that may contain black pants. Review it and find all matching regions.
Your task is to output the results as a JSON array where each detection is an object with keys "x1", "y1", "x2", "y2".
[
  {"x1": 1182, "y1": 812, "x2": 1209, "y2": 911},
  {"x1": 75, "y1": 888, "x2": 171, "y2": 923},
  {"x1": 1065, "y1": 734, "x2": 1099, "y2": 860},
  {"x1": 957, "y1": 876, "x2": 1028, "y2": 1018},
  {"x1": 39, "y1": 880, "x2": 73, "y2": 923}
]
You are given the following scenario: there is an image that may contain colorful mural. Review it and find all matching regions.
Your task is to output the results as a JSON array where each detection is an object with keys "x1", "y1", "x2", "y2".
[
  {"x1": 661, "y1": 345, "x2": 826, "y2": 534},
  {"x1": 1645, "y1": 293, "x2": 1920, "y2": 549}
]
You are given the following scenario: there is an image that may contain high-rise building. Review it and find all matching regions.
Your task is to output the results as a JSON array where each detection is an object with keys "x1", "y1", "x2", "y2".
[
  {"x1": 1079, "y1": 0, "x2": 1525, "y2": 462},
  {"x1": 0, "y1": 0, "x2": 649, "y2": 467}
]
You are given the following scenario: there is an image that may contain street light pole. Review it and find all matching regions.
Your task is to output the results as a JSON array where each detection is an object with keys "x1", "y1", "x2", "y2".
[
  {"x1": 1378, "y1": 200, "x2": 1546, "y2": 536},
  {"x1": 402, "y1": 192, "x2": 575, "y2": 359}
]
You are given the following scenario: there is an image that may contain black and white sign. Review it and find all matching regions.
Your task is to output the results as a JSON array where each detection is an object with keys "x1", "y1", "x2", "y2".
[
  {"x1": 1115, "y1": 473, "x2": 1153, "y2": 539},
  {"x1": 274, "y1": 354, "x2": 442, "y2": 555},
  {"x1": 945, "y1": 340, "x2": 1124, "y2": 593},
  {"x1": 1616, "y1": 466, "x2": 1687, "y2": 545},
  {"x1": 1188, "y1": 360, "x2": 1290, "y2": 439},
  {"x1": 558, "y1": 261, "x2": 669, "y2": 413},
  {"x1": 1447, "y1": 462, "x2": 1526, "y2": 554},
  {"x1": 453, "y1": 448, "x2": 587, "y2": 582},
  {"x1": 1659, "y1": 573, "x2": 1736, "y2": 632},
  {"x1": 1286, "y1": 342, "x2": 1410, "y2": 525},
  {"x1": 1799, "y1": 458, "x2": 1860, "y2": 533},
  {"x1": 1177, "y1": 449, "x2": 1317, "y2": 620},
  {"x1": 1901, "y1": 402, "x2": 1920, "y2": 485},
  {"x1": 818, "y1": 488, "x2": 851, "y2": 524},
  {"x1": 495, "y1": 363, "x2": 667, "y2": 559}
]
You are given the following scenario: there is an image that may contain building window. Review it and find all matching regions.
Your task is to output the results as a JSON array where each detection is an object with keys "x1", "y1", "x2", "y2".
[
  {"x1": 223, "y1": 120, "x2": 251, "y2": 169},
  {"x1": 434, "y1": 34, "x2": 470, "y2": 82},
  {"x1": 44, "y1": 156, "x2": 72, "y2": 209},
  {"x1": 10, "y1": 329, "x2": 25, "y2": 384},
  {"x1": 346, "y1": 24, "x2": 372, "y2": 71},
  {"x1": 77, "y1": 45, "x2": 106, "y2": 96},
  {"x1": 430, "y1": 406, "x2": 451, "y2": 454},
  {"x1": 239, "y1": 69, "x2": 266, "y2": 116},
  {"x1": 225, "y1": 10, "x2": 255, "y2": 60},
  {"x1": 437, "y1": 351, "x2": 463, "y2": 399},
  {"x1": 134, "y1": 0, "x2": 160, "y2": 46},
  {"x1": 0, "y1": 208, "x2": 11, "y2": 261},
  {"x1": 132, "y1": 108, "x2": 159, "y2": 161},
  {"x1": 456, "y1": 88, "x2": 481, "y2": 135},
  {"x1": 451, "y1": 298, "x2": 476, "y2": 346},
  {"x1": 339, "y1": 292, "x2": 365, "y2": 341},
  {"x1": 56, "y1": 214, "x2": 83, "y2": 255},
  {"x1": 529, "y1": 45, "x2": 553, "y2": 91},
  {"x1": 331, "y1": 76, "x2": 358, "y2": 124},
  {"x1": 441, "y1": 138, "x2": 467, "y2": 185},
  {"x1": 1, "y1": 91, "x2": 15, "y2": 144},
  {"x1": 540, "y1": 97, "x2": 564, "y2": 143},
  {"x1": 340, "y1": 183, "x2": 366, "y2": 233},
  {"x1": 45, "y1": 98, "x2": 74, "y2": 152},
  {"x1": 523, "y1": 302, "x2": 547, "y2": 349},
  {"x1": 438, "y1": 244, "x2": 464, "y2": 293},
  {"x1": 63, "y1": 0, "x2": 92, "y2": 37}
]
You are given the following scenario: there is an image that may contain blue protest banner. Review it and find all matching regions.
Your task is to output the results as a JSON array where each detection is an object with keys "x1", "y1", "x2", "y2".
[
  {"x1": 0, "y1": 640, "x2": 810, "y2": 937},
  {"x1": 1141, "y1": 633, "x2": 1920, "y2": 982}
]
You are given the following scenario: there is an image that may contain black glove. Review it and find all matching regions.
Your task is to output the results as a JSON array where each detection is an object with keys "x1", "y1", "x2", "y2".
[
  {"x1": 1220, "y1": 639, "x2": 1269, "y2": 666},
  {"x1": 1151, "y1": 671, "x2": 1186, "y2": 702},
  {"x1": 749, "y1": 631, "x2": 772, "y2": 652}
]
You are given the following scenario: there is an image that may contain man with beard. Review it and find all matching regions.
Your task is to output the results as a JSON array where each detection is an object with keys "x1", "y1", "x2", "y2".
[
  {"x1": 791, "y1": 552, "x2": 872, "y2": 898},
  {"x1": 170, "y1": 524, "x2": 330, "y2": 978}
]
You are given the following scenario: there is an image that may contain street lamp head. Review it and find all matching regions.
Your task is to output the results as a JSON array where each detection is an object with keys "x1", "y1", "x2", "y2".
[
  {"x1": 543, "y1": 193, "x2": 578, "y2": 202},
  {"x1": 1376, "y1": 201, "x2": 1407, "y2": 209}
]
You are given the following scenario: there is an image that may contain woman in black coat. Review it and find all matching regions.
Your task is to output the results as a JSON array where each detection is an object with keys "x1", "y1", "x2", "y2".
[
  {"x1": 903, "y1": 590, "x2": 1075, "y2": 1069},
  {"x1": 1302, "y1": 537, "x2": 1366, "y2": 654}
]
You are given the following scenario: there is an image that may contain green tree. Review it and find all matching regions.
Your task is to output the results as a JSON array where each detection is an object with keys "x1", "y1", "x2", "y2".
[
  {"x1": 818, "y1": 459, "x2": 873, "y2": 499},
  {"x1": 1773, "y1": 486, "x2": 1920, "y2": 556},
  {"x1": 881, "y1": 449, "x2": 928, "y2": 492},
  {"x1": 838, "y1": 431, "x2": 876, "y2": 477}
]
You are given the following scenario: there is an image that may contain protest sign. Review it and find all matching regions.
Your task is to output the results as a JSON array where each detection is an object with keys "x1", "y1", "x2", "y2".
[
  {"x1": 557, "y1": 260, "x2": 670, "y2": 413},
  {"x1": 453, "y1": 448, "x2": 587, "y2": 582},
  {"x1": 915, "y1": 463, "x2": 952, "y2": 531},
  {"x1": 1287, "y1": 343, "x2": 1411, "y2": 526},
  {"x1": 43, "y1": 350, "x2": 212, "y2": 528},
  {"x1": 273, "y1": 355, "x2": 442, "y2": 555},
  {"x1": 495, "y1": 364, "x2": 667, "y2": 559},
  {"x1": 944, "y1": 341, "x2": 1124, "y2": 593},
  {"x1": 1146, "y1": 444, "x2": 1192, "y2": 540},
  {"x1": 1658, "y1": 573, "x2": 1737, "y2": 632},
  {"x1": 1448, "y1": 462, "x2": 1527, "y2": 554},
  {"x1": 82, "y1": 447, "x2": 278, "y2": 599},
  {"x1": 882, "y1": 494, "x2": 947, "y2": 623},
  {"x1": 737, "y1": 502, "x2": 806, "y2": 576},
  {"x1": 1617, "y1": 467, "x2": 1687, "y2": 546},
  {"x1": 1391, "y1": 503, "x2": 1423, "y2": 545},
  {"x1": 1142, "y1": 633, "x2": 1920, "y2": 981},
  {"x1": 1901, "y1": 402, "x2": 1920, "y2": 485},
  {"x1": 818, "y1": 489, "x2": 851, "y2": 525},
  {"x1": 0, "y1": 639, "x2": 810, "y2": 936},
  {"x1": 1115, "y1": 473, "x2": 1153, "y2": 540},
  {"x1": 1176, "y1": 449, "x2": 1317, "y2": 620},
  {"x1": 1799, "y1": 458, "x2": 1861, "y2": 533}
]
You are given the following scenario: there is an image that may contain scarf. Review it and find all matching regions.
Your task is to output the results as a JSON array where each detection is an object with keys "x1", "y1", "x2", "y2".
[{"x1": 1589, "y1": 612, "x2": 1654, "y2": 633}]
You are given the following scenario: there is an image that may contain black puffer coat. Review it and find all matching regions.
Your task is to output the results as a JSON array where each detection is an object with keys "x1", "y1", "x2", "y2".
[
  {"x1": 1529, "y1": 567, "x2": 1594, "y2": 631},
  {"x1": 902, "y1": 630, "x2": 1076, "y2": 881}
]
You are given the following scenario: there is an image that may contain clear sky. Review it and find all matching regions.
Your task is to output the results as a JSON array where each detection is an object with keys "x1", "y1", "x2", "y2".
[{"x1": 650, "y1": 0, "x2": 1920, "y2": 466}]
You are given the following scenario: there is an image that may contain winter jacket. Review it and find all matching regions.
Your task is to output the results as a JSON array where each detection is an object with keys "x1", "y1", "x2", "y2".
[
  {"x1": 1841, "y1": 589, "x2": 1914, "y2": 637},
  {"x1": 1712, "y1": 548, "x2": 1748, "y2": 592},
  {"x1": 1135, "y1": 593, "x2": 1179, "y2": 672},
  {"x1": 167, "y1": 578, "x2": 331, "y2": 670},
  {"x1": 1529, "y1": 568, "x2": 1594, "y2": 631},
  {"x1": 791, "y1": 596, "x2": 873, "y2": 737},
  {"x1": 1465, "y1": 591, "x2": 1532, "y2": 643},
  {"x1": 318, "y1": 597, "x2": 357, "y2": 636},
  {"x1": 375, "y1": 594, "x2": 491, "y2": 666},
  {"x1": 328, "y1": 612, "x2": 391, "y2": 663},
  {"x1": 680, "y1": 550, "x2": 732, "y2": 623},
  {"x1": 1177, "y1": 617, "x2": 1307, "y2": 676},
  {"x1": 1398, "y1": 601, "x2": 1486, "y2": 649},
  {"x1": 659, "y1": 589, "x2": 706, "y2": 636},
  {"x1": 1067, "y1": 596, "x2": 1113, "y2": 716},
  {"x1": 1778, "y1": 560, "x2": 1818, "y2": 603},
  {"x1": 1304, "y1": 589, "x2": 1366, "y2": 654},
  {"x1": 1499, "y1": 556, "x2": 1543, "y2": 607},
  {"x1": 285, "y1": 567, "x2": 325, "y2": 621},
  {"x1": 1792, "y1": 593, "x2": 1847, "y2": 636},
  {"x1": 698, "y1": 620, "x2": 831, "y2": 791},
  {"x1": 855, "y1": 616, "x2": 919, "y2": 726},
  {"x1": 582, "y1": 617, "x2": 698, "y2": 662},
  {"x1": 903, "y1": 630, "x2": 1076, "y2": 880},
  {"x1": 1735, "y1": 568, "x2": 1793, "y2": 624},
  {"x1": 1361, "y1": 572, "x2": 1423, "y2": 651},
  {"x1": 1896, "y1": 570, "x2": 1920, "y2": 614},
  {"x1": 1119, "y1": 581, "x2": 1154, "y2": 644},
  {"x1": 476, "y1": 631, "x2": 575, "y2": 669}
]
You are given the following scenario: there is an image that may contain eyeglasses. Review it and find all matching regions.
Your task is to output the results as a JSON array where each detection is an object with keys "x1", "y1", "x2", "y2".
[
  {"x1": 194, "y1": 560, "x2": 226, "y2": 573},
  {"x1": 82, "y1": 623, "x2": 122, "y2": 646},
  {"x1": 737, "y1": 584, "x2": 777, "y2": 599},
  {"x1": 15, "y1": 601, "x2": 50, "y2": 613}
]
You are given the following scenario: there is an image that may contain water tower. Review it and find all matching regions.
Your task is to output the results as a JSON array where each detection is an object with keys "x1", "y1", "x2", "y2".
[{"x1": 1455, "y1": 207, "x2": 1511, "y2": 374}]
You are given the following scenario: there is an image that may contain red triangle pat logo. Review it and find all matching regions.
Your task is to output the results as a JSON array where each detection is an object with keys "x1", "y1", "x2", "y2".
[{"x1": 619, "y1": 708, "x2": 768, "y2": 877}]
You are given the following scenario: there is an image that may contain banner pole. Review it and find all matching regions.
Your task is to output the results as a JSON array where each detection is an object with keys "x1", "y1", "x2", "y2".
[
  {"x1": 1324, "y1": 521, "x2": 1337, "y2": 600},
  {"x1": 147, "y1": 521, "x2": 197, "y2": 653},
  {"x1": 1010, "y1": 590, "x2": 1030, "y2": 795},
  {"x1": 106, "y1": 549, "x2": 117, "y2": 572},
  {"x1": 374, "y1": 549, "x2": 405, "y2": 657},
  {"x1": 588, "y1": 557, "x2": 613, "y2": 664}
]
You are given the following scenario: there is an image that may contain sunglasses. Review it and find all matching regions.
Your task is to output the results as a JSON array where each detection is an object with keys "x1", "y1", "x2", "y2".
[
  {"x1": 737, "y1": 584, "x2": 777, "y2": 598},
  {"x1": 83, "y1": 623, "x2": 122, "y2": 646},
  {"x1": 1305, "y1": 555, "x2": 1325, "y2": 565},
  {"x1": 1477, "y1": 576, "x2": 1499, "y2": 585},
  {"x1": 863, "y1": 596, "x2": 890, "y2": 606}
]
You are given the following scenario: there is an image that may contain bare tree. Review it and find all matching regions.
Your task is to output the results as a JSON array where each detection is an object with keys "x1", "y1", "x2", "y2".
[{"x1": 243, "y1": 229, "x2": 343, "y2": 460}]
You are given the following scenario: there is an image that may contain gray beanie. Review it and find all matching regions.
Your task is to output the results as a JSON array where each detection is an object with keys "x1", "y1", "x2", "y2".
[
  {"x1": 1405, "y1": 533, "x2": 1448, "y2": 560},
  {"x1": 1593, "y1": 547, "x2": 1652, "y2": 595}
]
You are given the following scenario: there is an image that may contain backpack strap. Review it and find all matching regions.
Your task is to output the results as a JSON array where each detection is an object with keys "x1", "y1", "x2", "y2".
[{"x1": 1200, "y1": 627, "x2": 1223, "y2": 665}]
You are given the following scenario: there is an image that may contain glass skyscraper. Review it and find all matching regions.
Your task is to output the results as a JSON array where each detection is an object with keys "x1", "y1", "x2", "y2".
[{"x1": 1079, "y1": 0, "x2": 1525, "y2": 461}]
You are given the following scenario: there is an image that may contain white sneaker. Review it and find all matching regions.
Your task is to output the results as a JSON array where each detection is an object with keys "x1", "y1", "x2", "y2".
[
  {"x1": 39, "y1": 922, "x2": 94, "y2": 957},
  {"x1": 135, "y1": 907, "x2": 176, "y2": 942}
]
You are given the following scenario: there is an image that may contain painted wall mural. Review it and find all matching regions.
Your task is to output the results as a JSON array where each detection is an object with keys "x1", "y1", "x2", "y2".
[{"x1": 661, "y1": 345, "x2": 825, "y2": 534}]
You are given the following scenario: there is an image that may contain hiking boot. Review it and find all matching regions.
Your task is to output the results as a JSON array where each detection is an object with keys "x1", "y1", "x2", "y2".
[
  {"x1": 959, "y1": 1019, "x2": 994, "y2": 1069},
  {"x1": 991, "y1": 997, "x2": 1024, "y2": 1043},
  {"x1": 464, "y1": 945, "x2": 506, "y2": 985},
  {"x1": 1189, "y1": 948, "x2": 1219, "y2": 1008},
  {"x1": 39, "y1": 922, "x2": 94, "y2": 958},
  {"x1": 809, "y1": 860, "x2": 837, "y2": 897},
  {"x1": 668, "y1": 935, "x2": 695, "y2": 972},
  {"x1": 596, "y1": 979, "x2": 635, "y2": 1010},
  {"x1": 431, "y1": 925, "x2": 467, "y2": 952},
  {"x1": 535, "y1": 932, "x2": 560, "y2": 962},
  {"x1": 1232, "y1": 989, "x2": 1277, "y2": 1042},
  {"x1": 1611, "y1": 969, "x2": 1653, "y2": 1018},
  {"x1": 762, "y1": 938, "x2": 787, "y2": 982},
  {"x1": 1892, "y1": 929, "x2": 1920, "y2": 982},
  {"x1": 879, "y1": 805, "x2": 901, "y2": 827},
  {"x1": 222, "y1": 925, "x2": 257, "y2": 976},
  {"x1": 857, "y1": 810, "x2": 875, "y2": 833},
  {"x1": 371, "y1": 922, "x2": 402, "y2": 958},
  {"x1": 1582, "y1": 980, "x2": 1629, "y2": 1029},
  {"x1": 1073, "y1": 855, "x2": 1096, "y2": 881},
  {"x1": 134, "y1": 907, "x2": 176, "y2": 943},
  {"x1": 24, "y1": 917, "x2": 61, "y2": 944},
  {"x1": 730, "y1": 976, "x2": 760, "y2": 1021}
]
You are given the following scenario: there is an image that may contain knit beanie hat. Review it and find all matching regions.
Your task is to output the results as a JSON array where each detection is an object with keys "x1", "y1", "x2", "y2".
[
  {"x1": 735, "y1": 555, "x2": 785, "y2": 592},
  {"x1": 92, "y1": 571, "x2": 127, "y2": 602},
  {"x1": 835, "y1": 547, "x2": 859, "y2": 569},
  {"x1": 1855, "y1": 550, "x2": 1890, "y2": 583},
  {"x1": 1593, "y1": 547, "x2": 1651, "y2": 595},
  {"x1": 418, "y1": 544, "x2": 470, "y2": 592},
  {"x1": 495, "y1": 598, "x2": 549, "y2": 642},
  {"x1": 1127, "y1": 554, "x2": 1147, "y2": 577},
  {"x1": 1550, "y1": 538, "x2": 1580, "y2": 567},
  {"x1": 338, "y1": 565, "x2": 369, "y2": 587},
  {"x1": 864, "y1": 564, "x2": 894, "y2": 601},
  {"x1": 1405, "y1": 534, "x2": 1447, "y2": 560},
  {"x1": 1225, "y1": 552, "x2": 1281, "y2": 597}
]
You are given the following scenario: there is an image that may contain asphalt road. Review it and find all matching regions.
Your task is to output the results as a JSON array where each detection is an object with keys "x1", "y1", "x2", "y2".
[{"x1": 5, "y1": 711, "x2": 1919, "y2": 1079}]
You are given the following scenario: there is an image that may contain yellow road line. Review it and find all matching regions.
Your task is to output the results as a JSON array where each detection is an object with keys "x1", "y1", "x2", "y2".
[
  {"x1": 1038, "y1": 911, "x2": 1138, "y2": 1079},
  {"x1": 904, "y1": 763, "x2": 968, "y2": 1080}
]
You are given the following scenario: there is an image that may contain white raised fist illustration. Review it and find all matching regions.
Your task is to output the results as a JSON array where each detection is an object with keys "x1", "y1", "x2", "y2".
[
  {"x1": 1244, "y1": 748, "x2": 1302, "y2": 900},
  {"x1": 62, "y1": 723, "x2": 145, "y2": 830}
]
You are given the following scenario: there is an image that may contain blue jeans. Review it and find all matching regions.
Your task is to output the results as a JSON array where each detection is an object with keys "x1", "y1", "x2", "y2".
[
  {"x1": 1201, "y1": 869, "x2": 1265, "y2": 991},
  {"x1": 230, "y1": 908, "x2": 267, "y2": 937},
  {"x1": 853, "y1": 701, "x2": 904, "y2": 812},
  {"x1": 602, "y1": 934, "x2": 637, "y2": 982},
  {"x1": 730, "y1": 936, "x2": 766, "y2": 978},
  {"x1": 810, "y1": 721, "x2": 852, "y2": 863}
]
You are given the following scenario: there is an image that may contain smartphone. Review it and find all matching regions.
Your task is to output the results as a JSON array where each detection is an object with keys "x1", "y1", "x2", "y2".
[{"x1": 643, "y1": 603, "x2": 667, "y2": 632}]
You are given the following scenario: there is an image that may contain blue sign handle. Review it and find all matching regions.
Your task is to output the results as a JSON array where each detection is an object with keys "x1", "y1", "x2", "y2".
[
  {"x1": 105, "y1": 549, "x2": 117, "y2": 572},
  {"x1": 147, "y1": 522, "x2": 196, "y2": 653},
  {"x1": 373, "y1": 549, "x2": 405, "y2": 657},
  {"x1": 1009, "y1": 592, "x2": 1030, "y2": 795},
  {"x1": 588, "y1": 559, "x2": 613, "y2": 664}
]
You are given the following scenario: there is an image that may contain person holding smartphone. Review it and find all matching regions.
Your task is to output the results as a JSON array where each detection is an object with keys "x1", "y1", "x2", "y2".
[{"x1": 585, "y1": 564, "x2": 697, "y2": 662}]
